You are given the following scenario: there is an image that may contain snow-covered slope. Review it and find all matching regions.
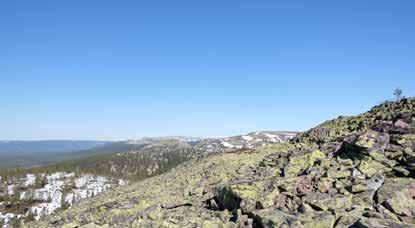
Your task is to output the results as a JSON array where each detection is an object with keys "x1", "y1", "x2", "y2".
[
  {"x1": 0, "y1": 172, "x2": 125, "y2": 226},
  {"x1": 192, "y1": 131, "x2": 297, "y2": 157}
]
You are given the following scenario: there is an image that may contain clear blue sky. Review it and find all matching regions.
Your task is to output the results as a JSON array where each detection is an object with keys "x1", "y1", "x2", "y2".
[{"x1": 1, "y1": 1, "x2": 414, "y2": 140}]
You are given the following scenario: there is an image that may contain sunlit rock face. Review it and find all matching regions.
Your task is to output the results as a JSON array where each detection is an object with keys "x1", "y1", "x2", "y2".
[{"x1": 0, "y1": 171, "x2": 126, "y2": 227}]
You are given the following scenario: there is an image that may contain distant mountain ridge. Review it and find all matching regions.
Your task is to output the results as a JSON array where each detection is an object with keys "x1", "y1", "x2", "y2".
[
  {"x1": 0, "y1": 140, "x2": 111, "y2": 168},
  {"x1": 0, "y1": 133, "x2": 298, "y2": 169},
  {"x1": 0, "y1": 140, "x2": 110, "y2": 154}
]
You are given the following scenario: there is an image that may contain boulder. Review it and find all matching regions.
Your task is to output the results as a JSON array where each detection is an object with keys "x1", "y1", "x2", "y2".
[
  {"x1": 357, "y1": 158, "x2": 389, "y2": 177},
  {"x1": 345, "y1": 129, "x2": 390, "y2": 155},
  {"x1": 372, "y1": 122, "x2": 414, "y2": 134},
  {"x1": 252, "y1": 209, "x2": 292, "y2": 227},
  {"x1": 393, "y1": 166, "x2": 411, "y2": 176},
  {"x1": 351, "y1": 190, "x2": 376, "y2": 209},
  {"x1": 294, "y1": 176, "x2": 315, "y2": 195},
  {"x1": 395, "y1": 119, "x2": 410, "y2": 129},
  {"x1": 252, "y1": 209, "x2": 335, "y2": 228},
  {"x1": 302, "y1": 192, "x2": 352, "y2": 211},
  {"x1": 290, "y1": 211, "x2": 335, "y2": 228},
  {"x1": 353, "y1": 217, "x2": 414, "y2": 228},
  {"x1": 273, "y1": 192, "x2": 303, "y2": 213},
  {"x1": 283, "y1": 150, "x2": 326, "y2": 177},
  {"x1": 334, "y1": 209, "x2": 363, "y2": 228},
  {"x1": 327, "y1": 166, "x2": 351, "y2": 179},
  {"x1": 377, "y1": 178, "x2": 415, "y2": 219}
]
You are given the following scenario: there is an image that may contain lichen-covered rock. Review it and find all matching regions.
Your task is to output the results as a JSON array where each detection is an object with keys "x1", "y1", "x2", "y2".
[
  {"x1": 284, "y1": 149, "x2": 325, "y2": 177},
  {"x1": 252, "y1": 208, "x2": 292, "y2": 227},
  {"x1": 253, "y1": 209, "x2": 335, "y2": 228},
  {"x1": 335, "y1": 213, "x2": 362, "y2": 227},
  {"x1": 357, "y1": 157, "x2": 389, "y2": 177},
  {"x1": 353, "y1": 129, "x2": 390, "y2": 153},
  {"x1": 327, "y1": 166, "x2": 351, "y2": 179},
  {"x1": 303, "y1": 192, "x2": 352, "y2": 211},
  {"x1": 377, "y1": 178, "x2": 415, "y2": 220},
  {"x1": 352, "y1": 217, "x2": 415, "y2": 228}
]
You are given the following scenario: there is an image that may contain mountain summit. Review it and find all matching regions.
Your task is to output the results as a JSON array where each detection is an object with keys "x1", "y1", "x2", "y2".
[{"x1": 30, "y1": 98, "x2": 415, "y2": 227}]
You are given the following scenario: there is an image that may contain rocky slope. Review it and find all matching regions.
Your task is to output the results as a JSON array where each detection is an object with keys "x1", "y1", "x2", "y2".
[{"x1": 29, "y1": 98, "x2": 415, "y2": 227}]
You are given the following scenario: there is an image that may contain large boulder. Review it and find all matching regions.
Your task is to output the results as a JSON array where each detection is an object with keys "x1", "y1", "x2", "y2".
[
  {"x1": 357, "y1": 157, "x2": 390, "y2": 177},
  {"x1": 302, "y1": 192, "x2": 352, "y2": 211},
  {"x1": 377, "y1": 178, "x2": 415, "y2": 222},
  {"x1": 283, "y1": 150, "x2": 326, "y2": 177},
  {"x1": 344, "y1": 129, "x2": 390, "y2": 155},
  {"x1": 252, "y1": 209, "x2": 335, "y2": 228},
  {"x1": 352, "y1": 217, "x2": 415, "y2": 228}
]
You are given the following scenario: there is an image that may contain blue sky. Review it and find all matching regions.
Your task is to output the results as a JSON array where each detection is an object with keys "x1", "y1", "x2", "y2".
[{"x1": 1, "y1": 1, "x2": 414, "y2": 140}]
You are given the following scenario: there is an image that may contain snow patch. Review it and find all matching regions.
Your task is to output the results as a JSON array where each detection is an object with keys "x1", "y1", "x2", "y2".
[
  {"x1": 7, "y1": 184, "x2": 15, "y2": 195},
  {"x1": 65, "y1": 193, "x2": 75, "y2": 205},
  {"x1": 284, "y1": 133, "x2": 297, "y2": 138},
  {"x1": 46, "y1": 172, "x2": 74, "y2": 182},
  {"x1": 72, "y1": 175, "x2": 110, "y2": 203},
  {"x1": 241, "y1": 135, "x2": 253, "y2": 141},
  {"x1": 264, "y1": 133, "x2": 282, "y2": 143},
  {"x1": 24, "y1": 174, "x2": 36, "y2": 187},
  {"x1": 221, "y1": 142, "x2": 235, "y2": 148},
  {"x1": 0, "y1": 212, "x2": 16, "y2": 224},
  {"x1": 0, "y1": 171, "x2": 123, "y2": 224},
  {"x1": 32, "y1": 179, "x2": 65, "y2": 219},
  {"x1": 20, "y1": 191, "x2": 26, "y2": 200},
  {"x1": 118, "y1": 179, "x2": 127, "y2": 186}
]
